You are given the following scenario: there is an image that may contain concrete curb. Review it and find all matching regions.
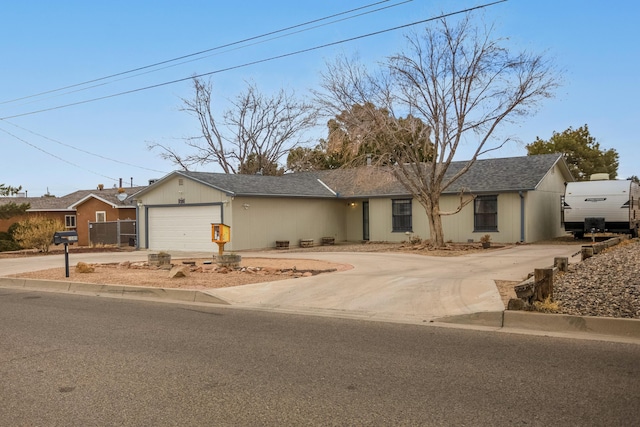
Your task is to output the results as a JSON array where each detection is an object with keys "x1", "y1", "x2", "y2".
[
  {"x1": 436, "y1": 310, "x2": 640, "y2": 341},
  {"x1": 432, "y1": 311, "x2": 504, "y2": 328},
  {"x1": 502, "y1": 310, "x2": 640, "y2": 340},
  {"x1": 3, "y1": 277, "x2": 638, "y2": 342},
  {"x1": 0, "y1": 277, "x2": 229, "y2": 305}
]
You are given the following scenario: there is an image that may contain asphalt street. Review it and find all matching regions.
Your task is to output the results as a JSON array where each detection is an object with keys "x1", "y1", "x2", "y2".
[{"x1": 1, "y1": 289, "x2": 639, "y2": 426}]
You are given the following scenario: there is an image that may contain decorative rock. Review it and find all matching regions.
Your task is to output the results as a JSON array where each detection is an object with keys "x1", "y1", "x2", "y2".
[
  {"x1": 507, "y1": 298, "x2": 526, "y2": 311},
  {"x1": 168, "y1": 266, "x2": 190, "y2": 278},
  {"x1": 118, "y1": 261, "x2": 131, "y2": 269},
  {"x1": 75, "y1": 262, "x2": 94, "y2": 273}
]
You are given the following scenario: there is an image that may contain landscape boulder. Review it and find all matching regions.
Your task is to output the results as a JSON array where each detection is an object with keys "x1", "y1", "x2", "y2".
[
  {"x1": 168, "y1": 266, "x2": 190, "y2": 279},
  {"x1": 75, "y1": 262, "x2": 95, "y2": 273}
]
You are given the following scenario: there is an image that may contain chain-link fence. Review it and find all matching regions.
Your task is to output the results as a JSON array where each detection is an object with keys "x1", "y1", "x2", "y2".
[{"x1": 89, "y1": 220, "x2": 136, "y2": 247}]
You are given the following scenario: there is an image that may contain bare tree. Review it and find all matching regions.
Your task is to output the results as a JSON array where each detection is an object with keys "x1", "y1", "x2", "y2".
[
  {"x1": 149, "y1": 77, "x2": 318, "y2": 175},
  {"x1": 316, "y1": 15, "x2": 560, "y2": 246}
]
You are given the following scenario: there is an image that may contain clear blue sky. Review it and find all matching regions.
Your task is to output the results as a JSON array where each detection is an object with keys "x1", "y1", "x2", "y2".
[{"x1": 1, "y1": 0, "x2": 638, "y2": 196}]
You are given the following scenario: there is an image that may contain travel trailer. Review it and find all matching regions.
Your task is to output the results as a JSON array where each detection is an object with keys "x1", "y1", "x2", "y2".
[{"x1": 563, "y1": 176, "x2": 640, "y2": 238}]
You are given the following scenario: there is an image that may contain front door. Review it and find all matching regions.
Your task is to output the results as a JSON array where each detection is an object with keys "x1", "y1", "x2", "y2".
[{"x1": 362, "y1": 201, "x2": 370, "y2": 241}]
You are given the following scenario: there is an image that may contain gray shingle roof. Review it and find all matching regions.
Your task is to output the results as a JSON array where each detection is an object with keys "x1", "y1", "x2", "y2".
[
  {"x1": 178, "y1": 171, "x2": 338, "y2": 198},
  {"x1": 312, "y1": 153, "x2": 568, "y2": 197},
  {"x1": 440, "y1": 153, "x2": 568, "y2": 194},
  {"x1": 135, "y1": 154, "x2": 568, "y2": 200}
]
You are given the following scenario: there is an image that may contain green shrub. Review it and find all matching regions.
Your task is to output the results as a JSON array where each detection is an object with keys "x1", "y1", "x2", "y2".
[
  {"x1": 0, "y1": 231, "x2": 13, "y2": 241},
  {"x1": 0, "y1": 240, "x2": 21, "y2": 252},
  {"x1": 7, "y1": 222, "x2": 20, "y2": 237}
]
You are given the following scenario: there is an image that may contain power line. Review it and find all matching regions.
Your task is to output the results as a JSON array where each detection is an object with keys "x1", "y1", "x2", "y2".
[
  {"x1": 0, "y1": 126, "x2": 120, "y2": 182},
  {"x1": 1, "y1": 120, "x2": 167, "y2": 174},
  {"x1": 0, "y1": 1, "x2": 507, "y2": 121},
  {"x1": 0, "y1": 0, "x2": 400, "y2": 106},
  {"x1": 1, "y1": 0, "x2": 413, "y2": 111}
]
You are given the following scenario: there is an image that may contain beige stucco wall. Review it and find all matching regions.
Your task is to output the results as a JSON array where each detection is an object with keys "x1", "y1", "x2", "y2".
[
  {"x1": 137, "y1": 176, "x2": 230, "y2": 207},
  {"x1": 524, "y1": 164, "x2": 567, "y2": 242},
  {"x1": 229, "y1": 196, "x2": 346, "y2": 250},
  {"x1": 361, "y1": 194, "x2": 522, "y2": 244},
  {"x1": 366, "y1": 197, "x2": 430, "y2": 243},
  {"x1": 440, "y1": 192, "x2": 523, "y2": 243},
  {"x1": 344, "y1": 200, "x2": 364, "y2": 241}
]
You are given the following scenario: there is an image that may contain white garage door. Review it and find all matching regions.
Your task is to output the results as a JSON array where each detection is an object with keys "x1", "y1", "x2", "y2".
[{"x1": 148, "y1": 205, "x2": 221, "y2": 251}]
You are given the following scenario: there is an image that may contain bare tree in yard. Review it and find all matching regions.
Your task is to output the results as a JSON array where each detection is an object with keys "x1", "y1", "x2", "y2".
[
  {"x1": 316, "y1": 15, "x2": 559, "y2": 246},
  {"x1": 150, "y1": 77, "x2": 318, "y2": 175}
]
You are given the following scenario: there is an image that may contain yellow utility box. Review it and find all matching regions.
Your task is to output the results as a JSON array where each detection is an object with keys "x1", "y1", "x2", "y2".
[{"x1": 211, "y1": 223, "x2": 231, "y2": 255}]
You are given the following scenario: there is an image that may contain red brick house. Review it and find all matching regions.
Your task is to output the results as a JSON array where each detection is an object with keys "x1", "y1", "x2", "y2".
[{"x1": 0, "y1": 186, "x2": 144, "y2": 246}]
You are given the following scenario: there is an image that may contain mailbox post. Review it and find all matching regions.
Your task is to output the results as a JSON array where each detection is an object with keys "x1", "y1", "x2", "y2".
[
  {"x1": 211, "y1": 223, "x2": 230, "y2": 256},
  {"x1": 53, "y1": 231, "x2": 78, "y2": 277}
]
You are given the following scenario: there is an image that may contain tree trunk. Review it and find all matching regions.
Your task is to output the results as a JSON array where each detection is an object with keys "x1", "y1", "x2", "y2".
[
  {"x1": 427, "y1": 207, "x2": 445, "y2": 247},
  {"x1": 420, "y1": 194, "x2": 446, "y2": 248}
]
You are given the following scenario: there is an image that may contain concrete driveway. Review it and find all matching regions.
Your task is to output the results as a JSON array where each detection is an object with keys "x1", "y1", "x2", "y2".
[
  {"x1": 206, "y1": 244, "x2": 583, "y2": 323},
  {"x1": 0, "y1": 244, "x2": 582, "y2": 323}
]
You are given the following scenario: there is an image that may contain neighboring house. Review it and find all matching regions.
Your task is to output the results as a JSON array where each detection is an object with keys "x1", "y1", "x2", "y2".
[
  {"x1": 0, "y1": 186, "x2": 144, "y2": 246},
  {"x1": 0, "y1": 196, "x2": 74, "y2": 236},
  {"x1": 133, "y1": 154, "x2": 574, "y2": 252},
  {"x1": 65, "y1": 187, "x2": 144, "y2": 246}
]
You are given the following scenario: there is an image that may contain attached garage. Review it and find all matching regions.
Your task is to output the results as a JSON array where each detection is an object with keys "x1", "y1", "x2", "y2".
[{"x1": 147, "y1": 204, "x2": 221, "y2": 251}]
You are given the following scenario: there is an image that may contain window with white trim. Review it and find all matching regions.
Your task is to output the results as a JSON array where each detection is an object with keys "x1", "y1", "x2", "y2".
[
  {"x1": 65, "y1": 215, "x2": 76, "y2": 228},
  {"x1": 474, "y1": 195, "x2": 498, "y2": 232},
  {"x1": 96, "y1": 211, "x2": 106, "y2": 222},
  {"x1": 392, "y1": 199, "x2": 412, "y2": 232}
]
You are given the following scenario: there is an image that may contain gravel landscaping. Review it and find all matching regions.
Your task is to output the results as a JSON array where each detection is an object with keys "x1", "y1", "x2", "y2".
[{"x1": 553, "y1": 239, "x2": 640, "y2": 319}]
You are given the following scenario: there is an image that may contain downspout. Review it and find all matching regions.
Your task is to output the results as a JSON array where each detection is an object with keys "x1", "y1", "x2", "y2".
[
  {"x1": 518, "y1": 191, "x2": 525, "y2": 242},
  {"x1": 135, "y1": 201, "x2": 140, "y2": 250}
]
